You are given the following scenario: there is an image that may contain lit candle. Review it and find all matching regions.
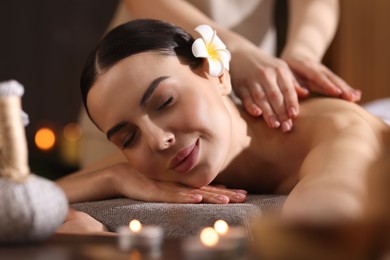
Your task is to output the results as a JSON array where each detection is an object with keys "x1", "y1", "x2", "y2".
[
  {"x1": 117, "y1": 219, "x2": 163, "y2": 254},
  {"x1": 183, "y1": 227, "x2": 237, "y2": 260},
  {"x1": 214, "y1": 220, "x2": 248, "y2": 254}
]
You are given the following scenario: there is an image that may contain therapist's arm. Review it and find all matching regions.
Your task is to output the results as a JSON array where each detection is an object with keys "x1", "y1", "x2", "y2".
[{"x1": 281, "y1": 0, "x2": 361, "y2": 101}]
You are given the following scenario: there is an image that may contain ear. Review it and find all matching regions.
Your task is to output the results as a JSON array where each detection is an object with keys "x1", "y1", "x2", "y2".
[{"x1": 217, "y1": 70, "x2": 232, "y2": 96}]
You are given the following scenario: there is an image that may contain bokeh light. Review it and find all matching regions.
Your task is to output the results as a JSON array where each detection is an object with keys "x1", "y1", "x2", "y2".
[
  {"x1": 129, "y1": 219, "x2": 142, "y2": 233},
  {"x1": 214, "y1": 219, "x2": 229, "y2": 235},
  {"x1": 35, "y1": 127, "x2": 56, "y2": 150},
  {"x1": 63, "y1": 122, "x2": 83, "y2": 141},
  {"x1": 200, "y1": 227, "x2": 219, "y2": 247}
]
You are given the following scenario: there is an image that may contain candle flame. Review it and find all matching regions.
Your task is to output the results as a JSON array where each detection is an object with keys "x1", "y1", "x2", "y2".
[
  {"x1": 214, "y1": 219, "x2": 229, "y2": 235},
  {"x1": 129, "y1": 219, "x2": 142, "y2": 233},
  {"x1": 200, "y1": 227, "x2": 219, "y2": 247}
]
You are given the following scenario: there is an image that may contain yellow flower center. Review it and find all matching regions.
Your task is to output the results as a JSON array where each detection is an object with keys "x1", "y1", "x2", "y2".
[{"x1": 206, "y1": 44, "x2": 218, "y2": 59}]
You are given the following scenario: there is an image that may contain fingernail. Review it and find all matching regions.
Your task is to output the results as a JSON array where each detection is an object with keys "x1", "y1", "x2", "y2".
[
  {"x1": 233, "y1": 193, "x2": 246, "y2": 200},
  {"x1": 353, "y1": 90, "x2": 361, "y2": 98},
  {"x1": 270, "y1": 117, "x2": 280, "y2": 128},
  {"x1": 191, "y1": 194, "x2": 202, "y2": 201},
  {"x1": 282, "y1": 121, "x2": 292, "y2": 132},
  {"x1": 288, "y1": 107, "x2": 297, "y2": 118},
  {"x1": 235, "y1": 190, "x2": 248, "y2": 195},
  {"x1": 249, "y1": 105, "x2": 261, "y2": 116},
  {"x1": 215, "y1": 195, "x2": 229, "y2": 203}
]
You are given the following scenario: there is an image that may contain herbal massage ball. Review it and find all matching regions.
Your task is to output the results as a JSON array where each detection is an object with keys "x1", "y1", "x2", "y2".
[{"x1": 0, "y1": 80, "x2": 68, "y2": 243}]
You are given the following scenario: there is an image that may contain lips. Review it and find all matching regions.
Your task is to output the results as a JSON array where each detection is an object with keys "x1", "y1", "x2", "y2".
[{"x1": 170, "y1": 139, "x2": 199, "y2": 173}]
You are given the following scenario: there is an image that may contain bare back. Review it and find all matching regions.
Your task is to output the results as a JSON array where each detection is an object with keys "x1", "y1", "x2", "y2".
[{"x1": 214, "y1": 98, "x2": 389, "y2": 194}]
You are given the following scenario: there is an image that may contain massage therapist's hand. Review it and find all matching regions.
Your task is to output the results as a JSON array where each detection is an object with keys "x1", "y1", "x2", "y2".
[
  {"x1": 114, "y1": 163, "x2": 247, "y2": 204},
  {"x1": 229, "y1": 41, "x2": 309, "y2": 133},
  {"x1": 281, "y1": 54, "x2": 362, "y2": 102}
]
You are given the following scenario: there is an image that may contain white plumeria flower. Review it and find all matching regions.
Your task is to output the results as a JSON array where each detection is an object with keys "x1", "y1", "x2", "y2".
[{"x1": 192, "y1": 24, "x2": 231, "y2": 77}]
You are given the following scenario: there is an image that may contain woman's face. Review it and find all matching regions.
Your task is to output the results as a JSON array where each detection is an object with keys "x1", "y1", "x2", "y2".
[{"x1": 87, "y1": 52, "x2": 233, "y2": 188}]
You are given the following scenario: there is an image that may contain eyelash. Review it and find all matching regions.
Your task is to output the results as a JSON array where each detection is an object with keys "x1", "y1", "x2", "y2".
[
  {"x1": 121, "y1": 132, "x2": 136, "y2": 150},
  {"x1": 156, "y1": 96, "x2": 174, "y2": 111},
  {"x1": 121, "y1": 96, "x2": 174, "y2": 149}
]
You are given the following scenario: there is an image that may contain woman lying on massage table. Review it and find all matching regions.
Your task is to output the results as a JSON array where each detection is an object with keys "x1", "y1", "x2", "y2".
[{"x1": 56, "y1": 19, "x2": 389, "y2": 233}]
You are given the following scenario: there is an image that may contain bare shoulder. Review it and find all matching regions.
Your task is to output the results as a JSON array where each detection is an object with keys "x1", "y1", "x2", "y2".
[
  {"x1": 299, "y1": 98, "x2": 388, "y2": 130},
  {"x1": 301, "y1": 98, "x2": 367, "y2": 115},
  {"x1": 295, "y1": 98, "x2": 389, "y2": 152}
]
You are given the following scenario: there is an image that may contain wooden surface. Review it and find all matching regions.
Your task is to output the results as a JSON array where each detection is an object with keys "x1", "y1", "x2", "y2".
[{"x1": 326, "y1": 0, "x2": 390, "y2": 103}]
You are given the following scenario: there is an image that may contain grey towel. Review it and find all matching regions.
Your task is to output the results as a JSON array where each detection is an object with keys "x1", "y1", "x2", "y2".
[{"x1": 72, "y1": 195, "x2": 286, "y2": 239}]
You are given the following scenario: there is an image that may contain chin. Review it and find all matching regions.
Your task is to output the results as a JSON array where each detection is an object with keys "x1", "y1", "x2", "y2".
[{"x1": 187, "y1": 170, "x2": 218, "y2": 188}]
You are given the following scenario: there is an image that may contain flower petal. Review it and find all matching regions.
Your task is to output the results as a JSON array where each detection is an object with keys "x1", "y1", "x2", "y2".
[
  {"x1": 194, "y1": 24, "x2": 215, "y2": 44},
  {"x1": 215, "y1": 49, "x2": 231, "y2": 71},
  {"x1": 192, "y1": 24, "x2": 231, "y2": 77},
  {"x1": 192, "y1": 38, "x2": 209, "y2": 58},
  {"x1": 207, "y1": 57, "x2": 224, "y2": 77},
  {"x1": 209, "y1": 33, "x2": 226, "y2": 50}
]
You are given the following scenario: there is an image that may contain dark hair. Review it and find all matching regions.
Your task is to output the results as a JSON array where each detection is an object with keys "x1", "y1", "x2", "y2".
[{"x1": 80, "y1": 19, "x2": 203, "y2": 117}]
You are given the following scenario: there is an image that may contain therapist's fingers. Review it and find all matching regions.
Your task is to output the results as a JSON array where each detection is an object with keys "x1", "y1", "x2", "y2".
[
  {"x1": 235, "y1": 84, "x2": 263, "y2": 117},
  {"x1": 249, "y1": 81, "x2": 281, "y2": 129},
  {"x1": 323, "y1": 69, "x2": 362, "y2": 102},
  {"x1": 276, "y1": 67, "x2": 300, "y2": 119}
]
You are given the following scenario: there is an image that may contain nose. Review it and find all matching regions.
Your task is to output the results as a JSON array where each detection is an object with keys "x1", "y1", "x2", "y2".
[{"x1": 142, "y1": 119, "x2": 175, "y2": 151}]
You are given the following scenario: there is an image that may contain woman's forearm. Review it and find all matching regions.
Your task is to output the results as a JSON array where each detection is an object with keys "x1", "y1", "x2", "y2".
[
  {"x1": 123, "y1": 0, "x2": 248, "y2": 52},
  {"x1": 56, "y1": 165, "x2": 120, "y2": 204},
  {"x1": 56, "y1": 166, "x2": 125, "y2": 203},
  {"x1": 55, "y1": 151, "x2": 129, "y2": 203},
  {"x1": 281, "y1": 0, "x2": 339, "y2": 61}
]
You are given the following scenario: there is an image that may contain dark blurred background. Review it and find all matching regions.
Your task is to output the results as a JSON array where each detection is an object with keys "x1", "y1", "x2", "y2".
[
  {"x1": 0, "y1": 0, "x2": 119, "y2": 179},
  {"x1": 1, "y1": 0, "x2": 389, "y2": 180}
]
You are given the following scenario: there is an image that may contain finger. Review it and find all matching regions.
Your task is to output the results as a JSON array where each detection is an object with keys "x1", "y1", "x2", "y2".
[
  {"x1": 276, "y1": 68, "x2": 299, "y2": 119},
  {"x1": 233, "y1": 189, "x2": 248, "y2": 195},
  {"x1": 155, "y1": 188, "x2": 203, "y2": 204},
  {"x1": 198, "y1": 185, "x2": 248, "y2": 197},
  {"x1": 292, "y1": 73, "x2": 310, "y2": 98},
  {"x1": 162, "y1": 185, "x2": 230, "y2": 204},
  {"x1": 311, "y1": 72, "x2": 342, "y2": 96},
  {"x1": 257, "y1": 69, "x2": 289, "y2": 123},
  {"x1": 235, "y1": 85, "x2": 263, "y2": 116},
  {"x1": 201, "y1": 194, "x2": 230, "y2": 204},
  {"x1": 197, "y1": 186, "x2": 247, "y2": 203},
  {"x1": 281, "y1": 119, "x2": 293, "y2": 133},
  {"x1": 324, "y1": 70, "x2": 361, "y2": 102},
  {"x1": 249, "y1": 82, "x2": 280, "y2": 129}
]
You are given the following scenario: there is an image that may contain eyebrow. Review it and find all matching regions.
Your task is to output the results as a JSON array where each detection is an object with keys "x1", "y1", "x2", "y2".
[
  {"x1": 106, "y1": 121, "x2": 127, "y2": 140},
  {"x1": 140, "y1": 76, "x2": 170, "y2": 108},
  {"x1": 106, "y1": 76, "x2": 169, "y2": 140}
]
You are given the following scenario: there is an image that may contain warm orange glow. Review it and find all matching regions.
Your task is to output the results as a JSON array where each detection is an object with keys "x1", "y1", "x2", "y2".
[
  {"x1": 200, "y1": 227, "x2": 219, "y2": 247},
  {"x1": 35, "y1": 127, "x2": 56, "y2": 150},
  {"x1": 214, "y1": 219, "x2": 229, "y2": 235},
  {"x1": 129, "y1": 219, "x2": 142, "y2": 233},
  {"x1": 63, "y1": 123, "x2": 83, "y2": 141}
]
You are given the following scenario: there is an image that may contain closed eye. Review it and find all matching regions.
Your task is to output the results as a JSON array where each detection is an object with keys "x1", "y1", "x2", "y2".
[
  {"x1": 156, "y1": 96, "x2": 174, "y2": 111},
  {"x1": 121, "y1": 131, "x2": 137, "y2": 149}
]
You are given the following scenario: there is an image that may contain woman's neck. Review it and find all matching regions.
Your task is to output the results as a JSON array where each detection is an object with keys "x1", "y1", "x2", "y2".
[{"x1": 220, "y1": 96, "x2": 253, "y2": 171}]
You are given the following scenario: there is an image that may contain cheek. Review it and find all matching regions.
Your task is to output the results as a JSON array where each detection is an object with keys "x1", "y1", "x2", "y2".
[
  {"x1": 181, "y1": 91, "x2": 229, "y2": 132},
  {"x1": 124, "y1": 151, "x2": 158, "y2": 176}
]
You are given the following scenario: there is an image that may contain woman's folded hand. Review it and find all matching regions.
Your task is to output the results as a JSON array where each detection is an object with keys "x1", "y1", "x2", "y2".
[{"x1": 114, "y1": 163, "x2": 247, "y2": 204}]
